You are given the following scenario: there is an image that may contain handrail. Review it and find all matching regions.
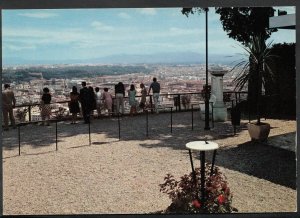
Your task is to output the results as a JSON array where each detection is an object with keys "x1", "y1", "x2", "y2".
[
  {"x1": 12, "y1": 91, "x2": 248, "y2": 123},
  {"x1": 15, "y1": 91, "x2": 247, "y2": 107}
]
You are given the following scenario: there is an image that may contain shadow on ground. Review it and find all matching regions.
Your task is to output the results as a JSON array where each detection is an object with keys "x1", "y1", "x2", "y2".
[{"x1": 2, "y1": 111, "x2": 296, "y2": 189}]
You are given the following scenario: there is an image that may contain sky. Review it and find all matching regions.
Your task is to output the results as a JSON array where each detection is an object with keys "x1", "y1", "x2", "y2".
[{"x1": 2, "y1": 7, "x2": 296, "y2": 65}]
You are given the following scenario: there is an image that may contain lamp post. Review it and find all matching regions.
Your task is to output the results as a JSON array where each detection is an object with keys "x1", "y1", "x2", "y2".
[{"x1": 204, "y1": 8, "x2": 210, "y2": 130}]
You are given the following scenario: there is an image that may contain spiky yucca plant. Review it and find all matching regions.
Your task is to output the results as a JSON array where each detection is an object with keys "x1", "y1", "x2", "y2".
[{"x1": 232, "y1": 35, "x2": 277, "y2": 124}]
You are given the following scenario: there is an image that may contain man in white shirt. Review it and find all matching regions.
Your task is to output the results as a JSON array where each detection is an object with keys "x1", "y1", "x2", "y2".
[{"x1": 95, "y1": 87, "x2": 102, "y2": 118}]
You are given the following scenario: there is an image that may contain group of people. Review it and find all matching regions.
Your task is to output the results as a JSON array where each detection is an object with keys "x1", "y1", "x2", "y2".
[
  {"x1": 1, "y1": 77, "x2": 161, "y2": 130},
  {"x1": 69, "y1": 77, "x2": 161, "y2": 122}
]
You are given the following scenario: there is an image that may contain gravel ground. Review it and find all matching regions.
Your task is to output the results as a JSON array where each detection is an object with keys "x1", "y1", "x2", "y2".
[{"x1": 2, "y1": 111, "x2": 296, "y2": 215}]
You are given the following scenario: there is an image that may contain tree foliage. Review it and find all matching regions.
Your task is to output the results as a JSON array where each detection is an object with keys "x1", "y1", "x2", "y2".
[
  {"x1": 182, "y1": 7, "x2": 277, "y2": 45},
  {"x1": 231, "y1": 35, "x2": 277, "y2": 123}
]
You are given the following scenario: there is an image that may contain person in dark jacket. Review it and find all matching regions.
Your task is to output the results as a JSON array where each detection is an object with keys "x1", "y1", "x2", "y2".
[
  {"x1": 69, "y1": 86, "x2": 80, "y2": 124},
  {"x1": 79, "y1": 81, "x2": 92, "y2": 124},
  {"x1": 115, "y1": 82, "x2": 125, "y2": 115},
  {"x1": 88, "y1": 86, "x2": 97, "y2": 118},
  {"x1": 40, "y1": 87, "x2": 52, "y2": 126},
  {"x1": 148, "y1": 77, "x2": 161, "y2": 113}
]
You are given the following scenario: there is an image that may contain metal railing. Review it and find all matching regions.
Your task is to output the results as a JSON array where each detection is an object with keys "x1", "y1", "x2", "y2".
[{"x1": 12, "y1": 91, "x2": 248, "y2": 124}]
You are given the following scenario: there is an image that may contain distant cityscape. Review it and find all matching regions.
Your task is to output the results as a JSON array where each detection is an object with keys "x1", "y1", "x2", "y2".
[{"x1": 2, "y1": 63, "x2": 241, "y2": 122}]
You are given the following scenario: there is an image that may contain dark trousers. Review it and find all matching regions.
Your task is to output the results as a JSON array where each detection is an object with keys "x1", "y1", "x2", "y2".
[{"x1": 3, "y1": 107, "x2": 15, "y2": 129}]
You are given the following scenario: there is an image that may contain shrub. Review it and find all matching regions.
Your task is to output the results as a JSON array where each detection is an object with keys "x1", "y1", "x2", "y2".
[{"x1": 159, "y1": 164, "x2": 237, "y2": 214}]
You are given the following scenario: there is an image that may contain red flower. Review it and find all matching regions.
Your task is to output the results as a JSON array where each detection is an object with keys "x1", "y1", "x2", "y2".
[
  {"x1": 218, "y1": 195, "x2": 225, "y2": 204},
  {"x1": 192, "y1": 199, "x2": 201, "y2": 208}
]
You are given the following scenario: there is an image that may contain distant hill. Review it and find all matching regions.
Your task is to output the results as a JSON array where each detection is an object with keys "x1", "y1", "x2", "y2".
[
  {"x1": 4, "y1": 52, "x2": 241, "y2": 67},
  {"x1": 2, "y1": 65, "x2": 153, "y2": 83}
]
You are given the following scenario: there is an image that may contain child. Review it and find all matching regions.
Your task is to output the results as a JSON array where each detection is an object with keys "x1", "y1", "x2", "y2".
[{"x1": 102, "y1": 88, "x2": 113, "y2": 116}]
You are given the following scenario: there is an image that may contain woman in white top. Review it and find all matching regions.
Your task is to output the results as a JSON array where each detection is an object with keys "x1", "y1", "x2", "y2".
[
  {"x1": 128, "y1": 84, "x2": 137, "y2": 116},
  {"x1": 95, "y1": 87, "x2": 102, "y2": 118}
]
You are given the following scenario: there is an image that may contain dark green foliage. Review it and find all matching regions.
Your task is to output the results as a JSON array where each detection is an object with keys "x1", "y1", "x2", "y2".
[
  {"x1": 232, "y1": 35, "x2": 277, "y2": 124},
  {"x1": 264, "y1": 43, "x2": 296, "y2": 118},
  {"x1": 182, "y1": 7, "x2": 277, "y2": 45},
  {"x1": 215, "y1": 7, "x2": 277, "y2": 45}
]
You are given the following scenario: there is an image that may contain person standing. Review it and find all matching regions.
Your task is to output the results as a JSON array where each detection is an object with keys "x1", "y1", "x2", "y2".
[
  {"x1": 128, "y1": 84, "x2": 137, "y2": 116},
  {"x1": 102, "y1": 88, "x2": 113, "y2": 116},
  {"x1": 115, "y1": 82, "x2": 125, "y2": 115},
  {"x1": 148, "y1": 77, "x2": 160, "y2": 113},
  {"x1": 79, "y1": 81, "x2": 91, "y2": 124},
  {"x1": 88, "y1": 86, "x2": 97, "y2": 119},
  {"x1": 69, "y1": 86, "x2": 80, "y2": 124},
  {"x1": 40, "y1": 87, "x2": 52, "y2": 126},
  {"x1": 2, "y1": 84, "x2": 16, "y2": 131},
  {"x1": 95, "y1": 87, "x2": 102, "y2": 118},
  {"x1": 139, "y1": 83, "x2": 147, "y2": 112}
]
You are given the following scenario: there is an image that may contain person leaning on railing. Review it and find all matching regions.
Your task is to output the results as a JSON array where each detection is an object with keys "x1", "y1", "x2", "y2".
[
  {"x1": 79, "y1": 81, "x2": 92, "y2": 124},
  {"x1": 115, "y1": 82, "x2": 125, "y2": 115},
  {"x1": 69, "y1": 86, "x2": 80, "y2": 124},
  {"x1": 148, "y1": 77, "x2": 160, "y2": 114},
  {"x1": 139, "y1": 83, "x2": 147, "y2": 112},
  {"x1": 95, "y1": 87, "x2": 102, "y2": 118},
  {"x1": 2, "y1": 83, "x2": 16, "y2": 131},
  {"x1": 40, "y1": 87, "x2": 52, "y2": 126}
]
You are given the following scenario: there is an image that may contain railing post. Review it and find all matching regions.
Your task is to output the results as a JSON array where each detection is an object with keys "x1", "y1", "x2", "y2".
[
  {"x1": 55, "y1": 120, "x2": 58, "y2": 151},
  {"x1": 191, "y1": 104, "x2": 194, "y2": 130},
  {"x1": 170, "y1": 107, "x2": 173, "y2": 133},
  {"x1": 118, "y1": 112, "x2": 120, "y2": 140},
  {"x1": 149, "y1": 95, "x2": 153, "y2": 114},
  {"x1": 18, "y1": 125, "x2": 21, "y2": 156},
  {"x1": 210, "y1": 102, "x2": 214, "y2": 129},
  {"x1": 146, "y1": 109, "x2": 149, "y2": 137},
  {"x1": 28, "y1": 105, "x2": 31, "y2": 122}
]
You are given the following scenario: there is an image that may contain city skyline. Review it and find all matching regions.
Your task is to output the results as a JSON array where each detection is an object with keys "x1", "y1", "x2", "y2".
[{"x1": 2, "y1": 7, "x2": 295, "y2": 66}]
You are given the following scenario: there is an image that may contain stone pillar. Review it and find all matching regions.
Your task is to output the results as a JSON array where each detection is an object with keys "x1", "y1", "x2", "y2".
[{"x1": 210, "y1": 70, "x2": 227, "y2": 121}]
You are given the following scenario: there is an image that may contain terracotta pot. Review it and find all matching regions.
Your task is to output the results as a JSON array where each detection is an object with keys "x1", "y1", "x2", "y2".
[{"x1": 247, "y1": 122, "x2": 271, "y2": 141}]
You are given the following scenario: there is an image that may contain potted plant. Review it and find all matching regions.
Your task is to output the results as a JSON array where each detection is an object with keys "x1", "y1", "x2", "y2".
[{"x1": 232, "y1": 35, "x2": 277, "y2": 141}]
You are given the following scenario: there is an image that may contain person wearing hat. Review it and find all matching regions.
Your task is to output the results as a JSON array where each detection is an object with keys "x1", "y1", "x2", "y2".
[{"x1": 2, "y1": 84, "x2": 16, "y2": 131}]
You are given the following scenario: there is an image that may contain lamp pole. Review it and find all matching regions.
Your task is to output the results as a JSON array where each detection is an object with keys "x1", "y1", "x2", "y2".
[{"x1": 204, "y1": 8, "x2": 210, "y2": 130}]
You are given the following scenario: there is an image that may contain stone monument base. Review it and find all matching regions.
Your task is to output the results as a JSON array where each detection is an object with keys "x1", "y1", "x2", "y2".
[{"x1": 213, "y1": 106, "x2": 227, "y2": 122}]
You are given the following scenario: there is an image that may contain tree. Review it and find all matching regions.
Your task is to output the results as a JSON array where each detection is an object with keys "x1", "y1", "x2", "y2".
[
  {"x1": 182, "y1": 7, "x2": 278, "y2": 115},
  {"x1": 182, "y1": 7, "x2": 277, "y2": 45},
  {"x1": 232, "y1": 35, "x2": 277, "y2": 124}
]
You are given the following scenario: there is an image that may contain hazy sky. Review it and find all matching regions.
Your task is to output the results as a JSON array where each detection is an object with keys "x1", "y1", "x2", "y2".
[{"x1": 2, "y1": 7, "x2": 295, "y2": 64}]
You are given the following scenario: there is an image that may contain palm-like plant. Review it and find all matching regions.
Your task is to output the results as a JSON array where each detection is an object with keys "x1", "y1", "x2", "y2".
[{"x1": 232, "y1": 35, "x2": 277, "y2": 124}]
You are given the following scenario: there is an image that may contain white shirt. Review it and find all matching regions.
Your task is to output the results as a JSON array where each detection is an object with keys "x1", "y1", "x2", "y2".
[{"x1": 96, "y1": 92, "x2": 102, "y2": 104}]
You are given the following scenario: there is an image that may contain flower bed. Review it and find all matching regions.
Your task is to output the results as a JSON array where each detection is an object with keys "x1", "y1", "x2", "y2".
[{"x1": 159, "y1": 164, "x2": 237, "y2": 214}]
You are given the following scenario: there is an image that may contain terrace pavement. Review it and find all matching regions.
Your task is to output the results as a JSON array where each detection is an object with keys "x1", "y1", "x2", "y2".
[{"x1": 2, "y1": 110, "x2": 296, "y2": 214}]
